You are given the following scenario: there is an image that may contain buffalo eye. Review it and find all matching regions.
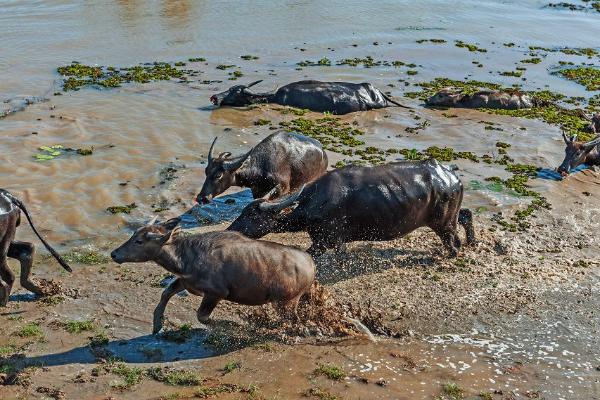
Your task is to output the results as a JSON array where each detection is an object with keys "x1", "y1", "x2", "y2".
[{"x1": 215, "y1": 172, "x2": 224, "y2": 180}]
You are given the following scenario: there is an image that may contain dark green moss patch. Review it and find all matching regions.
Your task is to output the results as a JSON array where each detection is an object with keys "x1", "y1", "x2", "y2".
[
  {"x1": 254, "y1": 119, "x2": 271, "y2": 126},
  {"x1": 188, "y1": 57, "x2": 206, "y2": 62},
  {"x1": 216, "y1": 64, "x2": 235, "y2": 70},
  {"x1": 240, "y1": 55, "x2": 259, "y2": 60}
]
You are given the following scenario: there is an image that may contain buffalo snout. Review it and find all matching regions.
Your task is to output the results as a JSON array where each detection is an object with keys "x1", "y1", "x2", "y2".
[
  {"x1": 110, "y1": 250, "x2": 123, "y2": 264},
  {"x1": 196, "y1": 194, "x2": 212, "y2": 204},
  {"x1": 210, "y1": 95, "x2": 219, "y2": 105}
]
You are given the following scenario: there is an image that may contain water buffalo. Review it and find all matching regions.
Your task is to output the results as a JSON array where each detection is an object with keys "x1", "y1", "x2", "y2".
[
  {"x1": 426, "y1": 87, "x2": 535, "y2": 110},
  {"x1": 0, "y1": 190, "x2": 72, "y2": 306},
  {"x1": 557, "y1": 132, "x2": 600, "y2": 176},
  {"x1": 110, "y1": 217, "x2": 315, "y2": 333},
  {"x1": 209, "y1": 80, "x2": 409, "y2": 114},
  {"x1": 197, "y1": 131, "x2": 328, "y2": 204},
  {"x1": 228, "y1": 159, "x2": 475, "y2": 257}
]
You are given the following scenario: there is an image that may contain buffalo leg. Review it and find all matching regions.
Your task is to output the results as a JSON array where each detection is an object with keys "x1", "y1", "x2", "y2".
[
  {"x1": 0, "y1": 260, "x2": 14, "y2": 307},
  {"x1": 153, "y1": 278, "x2": 184, "y2": 334},
  {"x1": 277, "y1": 294, "x2": 301, "y2": 322},
  {"x1": 196, "y1": 295, "x2": 220, "y2": 323},
  {"x1": 434, "y1": 227, "x2": 460, "y2": 258},
  {"x1": 7, "y1": 241, "x2": 43, "y2": 295}
]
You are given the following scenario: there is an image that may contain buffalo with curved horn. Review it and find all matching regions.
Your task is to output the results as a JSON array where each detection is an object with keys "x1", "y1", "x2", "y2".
[
  {"x1": 557, "y1": 131, "x2": 600, "y2": 176},
  {"x1": 196, "y1": 131, "x2": 328, "y2": 203},
  {"x1": 209, "y1": 80, "x2": 409, "y2": 115}
]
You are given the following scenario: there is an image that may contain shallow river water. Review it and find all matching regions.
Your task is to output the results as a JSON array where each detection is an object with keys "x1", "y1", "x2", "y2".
[
  {"x1": 1, "y1": 0, "x2": 599, "y2": 245},
  {"x1": 1, "y1": 1, "x2": 600, "y2": 399}
]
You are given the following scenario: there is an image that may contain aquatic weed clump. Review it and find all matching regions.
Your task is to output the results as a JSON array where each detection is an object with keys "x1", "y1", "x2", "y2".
[
  {"x1": 57, "y1": 61, "x2": 186, "y2": 91},
  {"x1": 404, "y1": 77, "x2": 502, "y2": 100},
  {"x1": 558, "y1": 66, "x2": 600, "y2": 91}
]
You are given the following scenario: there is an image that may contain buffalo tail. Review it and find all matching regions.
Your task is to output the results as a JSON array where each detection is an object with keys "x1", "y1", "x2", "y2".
[
  {"x1": 7, "y1": 193, "x2": 72, "y2": 272},
  {"x1": 383, "y1": 93, "x2": 411, "y2": 109}
]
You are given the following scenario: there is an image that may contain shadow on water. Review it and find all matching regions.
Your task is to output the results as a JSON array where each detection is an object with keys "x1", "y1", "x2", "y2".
[
  {"x1": 7, "y1": 329, "x2": 214, "y2": 371},
  {"x1": 537, "y1": 164, "x2": 588, "y2": 181},
  {"x1": 182, "y1": 189, "x2": 254, "y2": 228}
]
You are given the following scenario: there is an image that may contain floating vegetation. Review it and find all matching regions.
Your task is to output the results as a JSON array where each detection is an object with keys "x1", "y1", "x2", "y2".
[
  {"x1": 216, "y1": 64, "x2": 235, "y2": 70},
  {"x1": 454, "y1": 40, "x2": 487, "y2": 52},
  {"x1": 228, "y1": 70, "x2": 243, "y2": 80},
  {"x1": 416, "y1": 38, "x2": 447, "y2": 44},
  {"x1": 57, "y1": 62, "x2": 185, "y2": 91},
  {"x1": 500, "y1": 70, "x2": 524, "y2": 77},
  {"x1": 521, "y1": 57, "x2": 542, "y2": 64},
  {"x1": 298, "y1": 56, "x2": 415, "y2": 69},
  {"x1": 558, "y1": 66, "x2": 600, "y2": 91},
  {"x1": 405, "y1": 77, "x2": 502, "y2": 100},
  {"x1": 188, "y1": 57, "x2": 206, "y2": 62},
  {"x1": 106, "y1": 203, "x2": 137, "y2": 214},
  {"x1": 240, "y1": 55, "x2": 259, "y2": 60},
  {"x1": 441, "y1": 381, "x2": 464, "y2": 400},
  {"x1": 34, "y1": 144, "x2": 94, "y2": 161}
]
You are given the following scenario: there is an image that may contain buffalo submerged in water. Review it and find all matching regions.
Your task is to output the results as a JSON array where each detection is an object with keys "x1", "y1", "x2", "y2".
[
  {"x1": 426, "y1": 87, "x2": 538, "y2": 110},
  {"x1": 228, "y1": 159, "x2": 475, "y2": 257},
  {"x1": 209, "y1": 80, "x2": 409, "y2": 115}
]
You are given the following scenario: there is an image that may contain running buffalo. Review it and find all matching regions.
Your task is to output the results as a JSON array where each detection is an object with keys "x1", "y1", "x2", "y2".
[
  {"x1": 209, "y1": 80, "x2": 409, "y2": 114},
  {"x1": 0, "y1": 189, "x2": 72, "y2": 306},
  {"x1": 110, "y1": 217, "x2": 315, "y2": 333},
  {"x1": 228, "y1": 159, "x2": 475, "y2": 257},
  {"x1": 426, "y1": 88, "x2": 536, "y2": 110},
  {"x1": 197, "y1": 131, "x2": 328, "y2": 204},
  {"x1": 557, "y1": 132, "x2": 600, "y2": 176}
]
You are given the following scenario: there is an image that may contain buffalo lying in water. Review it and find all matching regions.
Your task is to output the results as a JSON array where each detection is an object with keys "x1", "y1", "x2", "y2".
[
  {"x1": 426, "y1": 88, "x2": 535, "y2": 110},
  {"x1": 111, "y1": 217, "x2": 315, "y2": 333},
  {"x1": 197, "y1": 131, "x2": 328, "y2": 204},
  {"x1": 557, "y1": 132, "x2": 600, "y2": 176},
  {"x1": 209, "y1": 80, "x2": 409, "y2": 114},
  {"x1": 228, "y1": 159, "x2": 475, "y2": 257},
  {"x1": 0, "y1": 190, "x2": 72, "y2": 306}
]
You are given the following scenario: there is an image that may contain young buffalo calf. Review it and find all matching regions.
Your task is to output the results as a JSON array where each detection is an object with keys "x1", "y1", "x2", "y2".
[{"x1": 111, "y1": 218, "x2": 315, "y2": 334}]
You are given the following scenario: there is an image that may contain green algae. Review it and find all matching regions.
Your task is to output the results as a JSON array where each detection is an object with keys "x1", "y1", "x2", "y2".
[
  {"x1": 558, "y1": 67, "x2": 600, "y2": 91},
  {"x1": 216, "y1": 64, "x2": 235, "y2": 70},
  {"x1": 500, "y1": 71, "x2": 523, "y2": 78},
  {"x1": 106, "y1": 203, "x2": 137, "y2": 214},
  {"x1": 188, "y1": 57, "x2": 206, "y2": 62},
  {"x1": 520, "y1": 57, "x2": 542, "y2": 64},
  {"x1": 58, "y1": 62, "x2": 184, "y2": 91},
  {"x1": 416, "y1": 38, "x2": 447, "y2": 44},
  {"x1": 404, "y1": 77, "x2": 502, "y2": 100},
  {"x1": 455, "y1": 40, "x2": 487, "y2": 52},
  {"x1": 64, "y1": 249, "x2": 111, "y2": 265},
  {"x1": 228, "y1": 70, "x2": 243, "y2": 80},
  {"x1": 240, "y1": 55, "x2": 259, "y2": 60}
]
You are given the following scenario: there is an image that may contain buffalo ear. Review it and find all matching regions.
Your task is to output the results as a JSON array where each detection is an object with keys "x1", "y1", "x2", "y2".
[
  {"x1": 164, "y1": 226, "x2": 182, "y2": 245},
  {"x1": 161, "y1": 217, "x2": 181, "y2": 231}
]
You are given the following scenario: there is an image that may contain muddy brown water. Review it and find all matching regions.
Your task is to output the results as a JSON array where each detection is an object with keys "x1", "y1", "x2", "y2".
[{"x1": 1, "y1": 1, "x2": 600, "y2": 399}]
